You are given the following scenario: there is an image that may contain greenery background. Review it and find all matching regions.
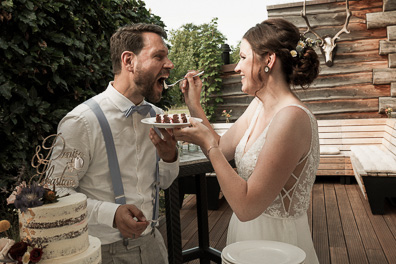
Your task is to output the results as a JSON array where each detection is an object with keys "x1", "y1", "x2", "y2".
[{"x1": 0, "y1": 0, "x2": 238, "y2": 240}]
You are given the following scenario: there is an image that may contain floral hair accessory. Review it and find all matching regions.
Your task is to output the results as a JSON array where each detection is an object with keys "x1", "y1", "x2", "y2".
[{"x1": 290, "y1": 35, "x2": 320, "y2": 58}]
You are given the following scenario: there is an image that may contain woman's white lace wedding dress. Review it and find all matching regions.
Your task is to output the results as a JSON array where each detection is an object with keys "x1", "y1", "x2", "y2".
[{"x1": 226, "y1": 103, "x2": 320, "y2": 264}]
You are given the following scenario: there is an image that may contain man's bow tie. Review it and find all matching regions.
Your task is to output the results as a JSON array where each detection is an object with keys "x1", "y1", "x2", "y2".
[{"x1": 124, "y1": 104, "x2": 152, "y2": 117}]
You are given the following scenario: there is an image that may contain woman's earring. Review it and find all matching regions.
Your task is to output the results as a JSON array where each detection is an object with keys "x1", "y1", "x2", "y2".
[{"x1": 264, "y1": 66, "x2": 270, "y2": 73}]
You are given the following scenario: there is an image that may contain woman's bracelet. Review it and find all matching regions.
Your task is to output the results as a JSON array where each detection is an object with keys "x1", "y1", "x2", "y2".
[{"x1": 206, "y1": 145, "x2": 219, "y2": 156}]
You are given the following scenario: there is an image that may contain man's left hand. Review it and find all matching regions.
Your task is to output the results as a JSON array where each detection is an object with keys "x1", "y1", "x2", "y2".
[{"x1": 149, "y1": 127, "x2": 177, "y2": 162}]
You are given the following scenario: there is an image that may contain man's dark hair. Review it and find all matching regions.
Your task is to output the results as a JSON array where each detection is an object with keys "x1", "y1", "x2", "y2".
[{"x1": 110, "y1": 23, "x2": 167, "y2": 75}]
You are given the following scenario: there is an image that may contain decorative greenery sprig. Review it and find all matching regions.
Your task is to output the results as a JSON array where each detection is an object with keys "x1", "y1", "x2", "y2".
[
  {"x1": 385, "y1": 107, "x2": 393, "y2": 118},
  {"x1": 222, "y1": 109, "x2": 232, "y2": 123}
]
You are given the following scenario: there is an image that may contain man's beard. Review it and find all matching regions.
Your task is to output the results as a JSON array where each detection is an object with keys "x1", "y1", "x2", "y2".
[{"x1": 134, "y1": 66, "x2": 162, "y2": 103}]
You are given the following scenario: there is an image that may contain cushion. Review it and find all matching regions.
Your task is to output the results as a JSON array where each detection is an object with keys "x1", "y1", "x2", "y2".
[
  {"x1": 320, "y1": 146, "x2": 340, "y2": 155},
  {"x1": 350, "y1": 145, "x2": 396, "y2": 173}
]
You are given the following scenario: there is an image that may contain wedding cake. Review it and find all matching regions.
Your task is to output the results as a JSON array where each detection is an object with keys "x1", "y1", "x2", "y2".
[{"x1": 18, "y1": 193, "x2": 101, "y2": 264}]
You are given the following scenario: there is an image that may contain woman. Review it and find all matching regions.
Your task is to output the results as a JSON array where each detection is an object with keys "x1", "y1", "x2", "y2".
[{"x1": 174, "y1": 18, "x2": 320, "y2": 263}]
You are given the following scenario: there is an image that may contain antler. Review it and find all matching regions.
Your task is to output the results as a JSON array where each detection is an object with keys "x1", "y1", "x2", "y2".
[
  {"x1": 301, "y1": 0, "x2": 324, "y2": 46},
  {"x1": 331, "y1": 0, "x2": 351, "y2": 44}
]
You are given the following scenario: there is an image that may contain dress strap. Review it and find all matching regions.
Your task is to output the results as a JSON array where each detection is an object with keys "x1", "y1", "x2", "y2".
[
  {"x1": 267, "y1": 104, "x2": 314, "y2": 165},
  {"x1": 241, "y1": 101, "x2": 263, "y2": 155},
  {"x1": 287, "y1": 105, "x2": 315, "y2": 165},
  {"x1": 246, "y1": 100, "x2": 263, "y2": 136}
]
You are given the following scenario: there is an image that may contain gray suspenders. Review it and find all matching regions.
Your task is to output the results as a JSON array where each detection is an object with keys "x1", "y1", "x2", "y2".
[{"x1": 84, "y1": 98, "x2": 160, "y2": 228}]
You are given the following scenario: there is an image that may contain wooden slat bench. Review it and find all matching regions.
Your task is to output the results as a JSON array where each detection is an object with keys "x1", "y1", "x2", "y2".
[
  {"x1": 317, "y1": 119, "x2": 386, "y2": 177},
  {"x1": 318, "y1": 118, "x2": 396, "y2": 214},
  {"x1": 213, "y1": 119, "x2": 396, "y2": 214}
]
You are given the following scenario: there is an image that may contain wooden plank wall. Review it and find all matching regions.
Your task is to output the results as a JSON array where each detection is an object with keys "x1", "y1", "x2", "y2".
[{"x1": 215, "y1": 0, "x2": 394, "y2": 122}]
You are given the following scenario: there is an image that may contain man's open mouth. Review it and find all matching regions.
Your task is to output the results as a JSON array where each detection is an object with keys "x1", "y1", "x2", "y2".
[{"x1": 157, "y1": 76, "x2": 168, "y2": 88}]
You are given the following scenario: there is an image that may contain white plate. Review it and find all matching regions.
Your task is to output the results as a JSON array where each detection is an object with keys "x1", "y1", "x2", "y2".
[
  {"x1": 141, "y1": 117, "x2": 203, "y2": 128},
  {"x1": 222, "y1": 240, "x2": 306, "y2": 264}
]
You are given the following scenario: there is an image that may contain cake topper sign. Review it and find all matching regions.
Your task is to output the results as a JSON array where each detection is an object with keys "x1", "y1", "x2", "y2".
[{"x1": 31, "y1": 133, "x2": 83, "y2": 187}]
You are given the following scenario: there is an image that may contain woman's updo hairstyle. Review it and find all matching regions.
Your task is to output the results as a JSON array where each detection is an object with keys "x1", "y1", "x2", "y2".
[{"x1": 243, "y1": 18, "x2": 320, "y2": 89}]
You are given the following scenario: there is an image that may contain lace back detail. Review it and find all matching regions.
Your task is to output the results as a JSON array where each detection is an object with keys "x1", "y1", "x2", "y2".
[
  {"x1": 235, "y1": 103, "x2": 320, "y2": 219},
  {"x1": 280, "y1": 155, "x2": 309, "y2": 213},
  {"x1": 280, "y1": 173, "x2": 298, "y2": 213}
]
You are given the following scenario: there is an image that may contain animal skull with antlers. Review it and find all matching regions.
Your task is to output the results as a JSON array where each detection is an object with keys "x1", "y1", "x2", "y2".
[{"x1": 301, "y1": 0, "x2": 352, "y2": 67}]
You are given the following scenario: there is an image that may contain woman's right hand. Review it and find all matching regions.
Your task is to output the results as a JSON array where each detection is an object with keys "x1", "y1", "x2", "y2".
[{"x1": 180, "y1": 70, "x2": 203, "y2": 108}]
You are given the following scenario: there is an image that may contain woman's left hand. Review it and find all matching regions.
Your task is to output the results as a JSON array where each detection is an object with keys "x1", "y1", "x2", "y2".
[{"x1": 173, "y1": 118, "x2": 216, "y2": 153}]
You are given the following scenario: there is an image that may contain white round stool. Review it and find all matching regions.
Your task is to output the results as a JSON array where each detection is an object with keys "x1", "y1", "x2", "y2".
[{"x1": 221, "y1": 240, "x2": 306, "y2": 264}]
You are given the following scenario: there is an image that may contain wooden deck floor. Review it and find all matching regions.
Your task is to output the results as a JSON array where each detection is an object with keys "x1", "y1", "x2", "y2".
[{"x1": 159, "y1": 178, "x2": 396, "y2": 264}]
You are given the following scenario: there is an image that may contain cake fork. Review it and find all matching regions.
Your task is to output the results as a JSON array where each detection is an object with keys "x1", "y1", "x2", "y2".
[{"x1": 164, "y1": 71, "x2": 204, "y2": 89}]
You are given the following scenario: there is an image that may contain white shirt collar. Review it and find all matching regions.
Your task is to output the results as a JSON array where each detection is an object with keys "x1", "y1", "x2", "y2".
[{"x1": 105, "y1": 82, "x2": 150, "y2": 115}]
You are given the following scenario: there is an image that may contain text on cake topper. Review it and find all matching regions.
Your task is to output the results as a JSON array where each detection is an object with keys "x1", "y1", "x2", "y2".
[{"x1": 31, "y1": 133, "x2": 84, "y2": 187}]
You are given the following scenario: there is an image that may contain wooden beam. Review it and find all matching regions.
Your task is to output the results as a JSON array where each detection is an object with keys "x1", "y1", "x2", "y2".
[
  {"x1": 295, "y1": 84, "x2": 390, "y2": 101},
  {"x1": 268, "y1": 0, "x2": 382, "y2": 17},
  {"x1": 267, "y1": 0, "x2": 336, "y2": 12},
  {"x1": 221, "y1": 76, "x2": 390, "y2": 99},
  {"x1": 379, "y1": 97, "x2": 396, "y2": 113},
  {"x1": 221, "y1": 64, "x2": 236, "y2": 74},
  {"x1": 335, "y1": 39, "x2": 380, "y2": 53},
  {"x1": 285, "y1": 11, "x2": 365, "y2": 28},
  {"x1": 390, "y1": 54, "x2": 396, "y2": 68},
  {"x1": 379, "y1": 40, "x2": 396, "y2": 55},
  {"x1": 306, "y1": 98, "x2": 379, "y2": 114},
  {"x1": 221, "y1": 74, "x2": 241, "y2": 85},
  {"x1": 392, "y1": 83, "x2": 396, "y2": 97},
  {"x1": 218, "y1": 96, "x2": 254, "y2": 106},
  {"x1": 319, "y1": 118, "x2": 388, "y2": 126},
  {"x1": 315, "y1": 112, "x2": 383, "y2": 120},
  {"x1": 295, "y1": 23, "x2": 387, "y2": 42},
  {"x1": 373, "y1": 69, "x2": 396, "y2": 84},
  {"x1": 384, "y1": 0, "x2": 396, "y2": 12},
  {"x1": 318, "y1": 60, "x2": 387, "y2": 76},
  {"x1": 366, "y1": 11, "x2": 396, "y2": 29},
  {"x1": 313, "y1": 72, "x2": 373, "y2": 88},
  {"x1": 388, "y1": 25, "x2": 396, "y2": 40}
]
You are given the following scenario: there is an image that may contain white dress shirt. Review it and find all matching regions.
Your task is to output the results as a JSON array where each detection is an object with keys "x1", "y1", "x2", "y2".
[{"x1": 49, "y1": 83, "x2": 179, "y2": 245}]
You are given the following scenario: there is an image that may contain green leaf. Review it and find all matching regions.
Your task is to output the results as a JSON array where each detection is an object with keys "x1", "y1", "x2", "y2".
[
  {"x1": 30, "y1": 116, "x2": 40, "y2": 123},
  {"x1": 0, "y1": 82, "x2": 13, "y2": 99},
  {"x1": 0, "y1": 38, "x2": 9, "y2": 49},
  {"x1": 25, "y1": 1, "x2": 34, "y2": 10},
  {"x1": 10, "y1": 44, "x2": 27, "y2": 56},
  {"x1": 1, "y1": 0, "x2": 13, "y2": 8}
]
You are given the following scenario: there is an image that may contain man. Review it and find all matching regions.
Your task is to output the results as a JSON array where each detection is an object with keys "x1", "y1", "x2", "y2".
[{"x1": 50, "y1": 23, "x2": 179, "y2": 263}]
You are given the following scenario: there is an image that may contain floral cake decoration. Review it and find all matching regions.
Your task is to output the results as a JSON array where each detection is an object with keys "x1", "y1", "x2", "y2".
[{"x1": 1, "y1": 219, "x2": 44, "y2": 264}]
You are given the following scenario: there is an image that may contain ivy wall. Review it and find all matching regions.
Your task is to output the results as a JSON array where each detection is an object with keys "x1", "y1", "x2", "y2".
[{"x1": 0, "y1": 0, "x2": 165, "y2": 223}]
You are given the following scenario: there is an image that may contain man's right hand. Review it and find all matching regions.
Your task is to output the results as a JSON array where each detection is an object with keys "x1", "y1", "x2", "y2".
[{"x1": 113, "y1": 204, "x2": 149, "y2": 239}]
